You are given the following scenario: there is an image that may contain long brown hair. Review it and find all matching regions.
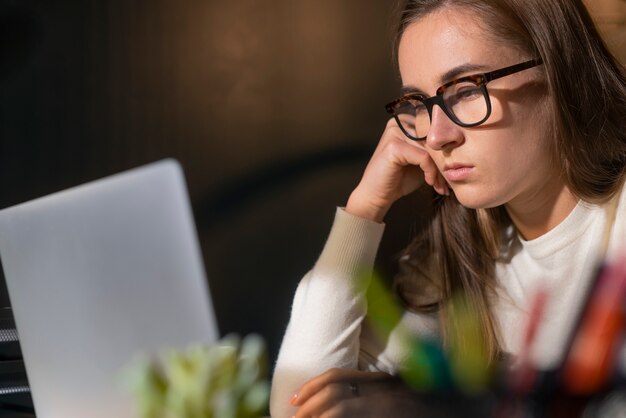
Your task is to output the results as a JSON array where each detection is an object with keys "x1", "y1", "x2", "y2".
[{"x1": 393, "y1": 0, "x2": 626, "y2": 361}]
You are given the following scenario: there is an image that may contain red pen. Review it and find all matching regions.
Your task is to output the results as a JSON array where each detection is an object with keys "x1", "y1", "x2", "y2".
[
  {"x1": 561, "y1": 255, "x2": 626, "y2": 394},
  {"x1": 510, "y1": 288, "x2": 549, "y2": 394}
]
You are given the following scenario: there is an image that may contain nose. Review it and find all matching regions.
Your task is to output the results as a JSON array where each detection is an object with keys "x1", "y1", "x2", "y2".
[{"x1": 425, "y1": 105, "x2": 464, "y2": 151}]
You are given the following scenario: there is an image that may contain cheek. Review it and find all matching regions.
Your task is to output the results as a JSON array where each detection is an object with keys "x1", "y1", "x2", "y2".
[
  {"x1": 488, "y1": 125, "x2": 550, "y2": 178},
  {"x1": 514, "y1": 100, "x2": 555, "y2": 167},
  {"x1": 485, "y1": 122, "x2": 554, "y2": 196},
  {"x1": 485, "y1": 96, "x2": 554, "y2": 171},
  {"x1": 484, "y1": 80, "x2": 552, "y2": 131},
  {"x1": 482, "y1": 88, "x2": 529, "y2": 130}
]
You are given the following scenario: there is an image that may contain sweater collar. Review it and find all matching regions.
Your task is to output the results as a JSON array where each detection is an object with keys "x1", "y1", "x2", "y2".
[{"x1": 518, "y1": 200, "x2": 599, "y2": 260}]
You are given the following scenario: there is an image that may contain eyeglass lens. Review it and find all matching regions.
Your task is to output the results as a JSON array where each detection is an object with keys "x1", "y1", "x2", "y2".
[{"x1": 395, "y1": 81, "x2": 488, "y2": 139}]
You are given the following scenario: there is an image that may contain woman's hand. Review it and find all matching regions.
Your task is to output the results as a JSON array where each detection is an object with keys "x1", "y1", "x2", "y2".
[
  {"x1": 346, "y1": 118, "x2": 448, "y2": 222},
  {"x1": 288, "y1": 368, "x2": 491, "y2": 418},
  {"x1": 289, "y1": 368, "x2": 422, "y2": 418}
]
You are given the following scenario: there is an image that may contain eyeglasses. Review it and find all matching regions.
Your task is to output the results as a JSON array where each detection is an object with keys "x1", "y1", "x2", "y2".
[{"x1": 385, "y1": 59, "x2": 543, "y2": 141}]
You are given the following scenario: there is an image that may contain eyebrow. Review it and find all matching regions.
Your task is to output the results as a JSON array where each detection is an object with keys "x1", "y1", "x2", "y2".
[{"x1": 400, "y1": 63, "x2": 489, "y2": 96}]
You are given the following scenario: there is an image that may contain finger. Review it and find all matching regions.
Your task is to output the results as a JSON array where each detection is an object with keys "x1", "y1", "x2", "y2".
[
  {"x1": 434, "y1": 172, "x2": 451, "y2": 196},
  {"x1": 375, "y1": 118, "x2": 416, "y2": 155},
  {"x1": 292, "y1": 369, "x2": 387, "y2": 406},
  {"x1": 291, "y1": 369, "x2": 343, "y2": 406},
  {"x1": 408, "y1": 140, "x2": 449, "y2": 196},
  {"x1": 383, "y1": 136, "x2": 430, "y2": 168},
  {"x1": 365, "y1": 137, "x2": 443, "y2": 202},
  {"x1": 432, "y1": 174, "x2": 449, "y2": 196},
  {"x1": 386, "y1": 139, "x2": 442, "y2": 192},
  {"x1": 292, "y1": 368, "x2": 359, "y2": 406},
  {"x1": 294, "y1": 382, "x2": 356, "y2": 418},
  {"x1": 297, "y1": 377, "x2": 405, "y2": 418},
  {"x1": 441, "y1": 178, "x2": 451, "y2": 196},
  {"x1": 396, "y1": 140, "x2": 448, "y2": 196}
]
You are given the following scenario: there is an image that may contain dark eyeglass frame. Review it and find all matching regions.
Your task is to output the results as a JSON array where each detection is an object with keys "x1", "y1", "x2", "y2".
[{"x1": 385, "y1": 59, "x2": 543, "y2": 141}]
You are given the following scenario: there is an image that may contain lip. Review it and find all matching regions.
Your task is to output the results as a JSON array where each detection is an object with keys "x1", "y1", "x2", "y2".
[{"x1": 443, "y1": 163, "x2": 474, "y2": 182}]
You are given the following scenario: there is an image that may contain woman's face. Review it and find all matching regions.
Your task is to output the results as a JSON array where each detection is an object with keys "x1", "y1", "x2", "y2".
[{"x1": 398, "y1": 8, "x2": 558, "y2": 210}]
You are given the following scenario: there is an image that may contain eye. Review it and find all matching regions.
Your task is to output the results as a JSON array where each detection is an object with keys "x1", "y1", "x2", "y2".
[
  {"x1": 395, "y1": 97, "x2": 427, "y2": 116},
  {"x1": 445, "y1": 83, "x2": 483, "y2": 107},
  {"x1": 411, "y1": 100, "x2": 428, "y2": 115}
]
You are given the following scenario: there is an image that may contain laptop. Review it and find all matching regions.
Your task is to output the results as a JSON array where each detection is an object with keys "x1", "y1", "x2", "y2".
[{"x1": 0, "y1": 159, "x2": 219, "y2": 418}]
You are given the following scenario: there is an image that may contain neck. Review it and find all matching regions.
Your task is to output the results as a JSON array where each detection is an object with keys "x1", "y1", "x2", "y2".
[{"x1": 505, "y1": 180, "x2": 578, "y2": 241}]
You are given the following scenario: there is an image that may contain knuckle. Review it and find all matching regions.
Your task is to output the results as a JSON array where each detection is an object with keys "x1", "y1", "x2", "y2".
[
  {"x1": 383, "y1": 139, "x2": 402, "y2": 156},
  {"x1": 382, "y1": 123, "x2": 404, "y2": 141},
  {"x1": 321, "y1": 385, "x2": 335, "y2": 399},
  {"x1": 317, "y1": 368, "x2": 336, "y2": 383},
  {"x1": 325, "y1": 367, "x2": 341, "y2": 378}
]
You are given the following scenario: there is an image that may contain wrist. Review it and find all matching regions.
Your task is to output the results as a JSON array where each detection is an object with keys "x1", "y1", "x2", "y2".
[{"x1": 345, "y1": 190, "x2": 389, "y2": 223}]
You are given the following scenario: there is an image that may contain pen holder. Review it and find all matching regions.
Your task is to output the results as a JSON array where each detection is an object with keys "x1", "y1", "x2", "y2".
[{"x1": 491, "y1": 366, "x2": 626, "y2": 418}]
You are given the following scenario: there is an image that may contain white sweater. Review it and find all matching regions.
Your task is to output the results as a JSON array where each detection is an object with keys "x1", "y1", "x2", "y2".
[{"x1": 270, "y1": 190, "x2": 626, "y2": 418}]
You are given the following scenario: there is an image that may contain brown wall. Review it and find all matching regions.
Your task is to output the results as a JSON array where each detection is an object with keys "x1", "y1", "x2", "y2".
[
  {"x1": 0, "y1": 0, "x2": 402, "y2": 362},
  {"x1": 586, "y1": 0, "x2": 626, "y2": 62},
  {"x1": 1, "y1": 0, "x2": 624, "y2": 363}
]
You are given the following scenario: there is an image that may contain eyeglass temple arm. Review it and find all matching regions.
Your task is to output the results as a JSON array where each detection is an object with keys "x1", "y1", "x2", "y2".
[{"x1": 483, "y1": 58, "x2": 543, "y2": 83}]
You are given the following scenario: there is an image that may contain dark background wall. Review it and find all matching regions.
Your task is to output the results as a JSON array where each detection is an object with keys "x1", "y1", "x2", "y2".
[
  {"x1": 0, "y1": 0, "x2": 428, "y2": 368},
  {"x1": 1, "y1": 0, "x2": 623, "y2": 381}
]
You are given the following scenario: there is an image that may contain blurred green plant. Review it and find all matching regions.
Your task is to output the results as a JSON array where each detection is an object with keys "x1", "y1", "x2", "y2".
[
  {"x1": 123, "y1": 334, "x2": 270, "y2": 418},
  {"x1": 365, "y1": 269, "x2": 491, "y2": 394},
  {"x1": 365, "y1": 269, "x2": 453, "y2": 392},
  {"x1": 446, "y1": 293, "x2": 491, "y2": 393}
]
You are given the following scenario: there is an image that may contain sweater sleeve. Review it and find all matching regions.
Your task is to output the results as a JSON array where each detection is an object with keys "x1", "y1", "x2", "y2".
[{"x1": 269, "y1": 207, "x2": 385, "y2": 418}]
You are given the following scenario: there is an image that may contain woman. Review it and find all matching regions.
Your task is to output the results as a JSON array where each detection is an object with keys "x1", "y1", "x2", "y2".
[{"x1": 271, "y1": 0, "x2": 626, "y2": 417}]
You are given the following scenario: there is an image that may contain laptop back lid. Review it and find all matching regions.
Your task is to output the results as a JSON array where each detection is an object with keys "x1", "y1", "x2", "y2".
[{"x1": 0, "y1": 159, "x2": 218, "y2": 418}]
